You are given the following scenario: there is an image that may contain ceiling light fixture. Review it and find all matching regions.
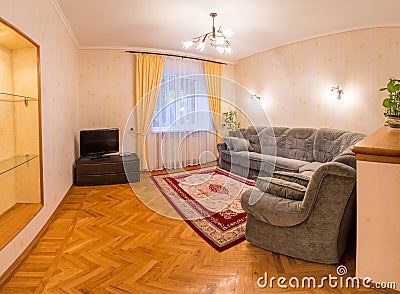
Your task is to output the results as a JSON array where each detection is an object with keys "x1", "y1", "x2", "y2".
[{"x1": 182, "y1": 13, "x2": 233, "y2": 55}]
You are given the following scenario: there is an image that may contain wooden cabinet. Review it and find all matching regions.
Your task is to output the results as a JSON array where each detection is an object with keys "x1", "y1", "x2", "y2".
[
  {"x1": 75, "y1": 154, "x2": 140, "y2": 186},
  {"x1": 0, "y1": 18, "x2": 42, "y2": 249},
  {"x1": 352, "y1": 126, "x2": 400, "y2": 290}
]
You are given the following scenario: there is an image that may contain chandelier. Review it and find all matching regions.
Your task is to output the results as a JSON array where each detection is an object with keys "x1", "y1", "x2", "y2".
[{"x1": 182, "y1": 13, "x2": 233, "y2": 55}]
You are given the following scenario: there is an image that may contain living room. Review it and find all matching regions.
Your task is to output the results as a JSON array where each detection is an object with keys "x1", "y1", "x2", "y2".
[{"x1": 0, "y1": 0, "x2": 399, "y2": 292}]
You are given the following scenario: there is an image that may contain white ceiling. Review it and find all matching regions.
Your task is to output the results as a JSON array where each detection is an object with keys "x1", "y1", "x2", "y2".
[{"x1": 54, "y1": 0, "x2": 400, "y2": 63}]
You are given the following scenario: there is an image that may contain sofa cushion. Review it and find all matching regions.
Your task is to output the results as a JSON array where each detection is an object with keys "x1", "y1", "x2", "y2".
[
  {"x1": 222, "y1": 150, "x2": 309, "y2": 174},
  {"x1": 273, "y1": 171, "x2": 310, "y2": 187},
  {"x1": 232, "y1": 138, "x2": 254, "y2": 152},
  {"x1": 256, "y1": 177, "x2": 306, "y2": 201},
  {"x1": 229, "y1": 151, "x2": 274, "y2": 171},
  {"x1": 248, "y1": 152, "x2": 308, "y2": 173},
  {"x1": 232, "y1": 139, "x2": 248, "y2": 151},
  {"x1": 274, "y1": 156, "x2": 309, "y2": 172},
  {"x1": 277, "y1": 128, "x2": 316, "y2": 161},
  {"x1": 241, "y1": 188, "x2": 303, "y2": 227},
  {"x1": 299, "y1": 162, "x2": 324, "y2": 172},
  {"x1": 223, "y1": 136, "x2": 236, "y2": 150},
  {"x1": 298, "y1": 162, "x2": 324, "y2": 177},
  {"x1": 239, "y1": 126, "x2": 265, "y2": 153},
  {"x1": 224, "y1": 137, "x2": 254, "y2": 152}
]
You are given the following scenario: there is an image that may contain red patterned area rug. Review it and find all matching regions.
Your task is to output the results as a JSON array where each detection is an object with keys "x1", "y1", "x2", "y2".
[{"x1": 150, "y1": 166, "x2": 255, "y2": 252}]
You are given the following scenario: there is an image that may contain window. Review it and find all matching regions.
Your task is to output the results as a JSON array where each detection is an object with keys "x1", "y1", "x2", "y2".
[{"x1": 151, "y1": 57, "x2": 213, "y2": 132}]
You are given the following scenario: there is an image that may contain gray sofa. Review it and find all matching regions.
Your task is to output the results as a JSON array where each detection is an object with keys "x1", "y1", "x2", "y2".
[{"x1": 217, "y1": 126, "x2": 366, "y2": 264}]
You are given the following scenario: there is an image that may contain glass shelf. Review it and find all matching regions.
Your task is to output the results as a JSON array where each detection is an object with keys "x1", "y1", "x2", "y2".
[
  {"x1": 0, "y1": 155, "x2": 39, "y2": 176},
  {"x1": 0, "y1": 92, "x2": 38, "y2": 105}
]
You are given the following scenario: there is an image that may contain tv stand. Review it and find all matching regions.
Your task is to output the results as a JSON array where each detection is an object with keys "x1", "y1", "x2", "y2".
[
  {"x1": 75, "y1": 154, "x2": 140, "y2": 186},
  {"x1": 90, "y1": 154, "x2": 111, "y2": 160}
]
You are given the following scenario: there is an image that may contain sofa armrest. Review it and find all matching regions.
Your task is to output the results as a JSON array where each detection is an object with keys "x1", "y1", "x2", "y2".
[
  {"x1": 241, "y1": 162, "x2": 356, "y2": 227},
  {"x1": 298, "y1": 161, "x2": 356, "y2": 223},
  {"x1": 217, "y1": 142, "x2": 228, "y2": 153}
]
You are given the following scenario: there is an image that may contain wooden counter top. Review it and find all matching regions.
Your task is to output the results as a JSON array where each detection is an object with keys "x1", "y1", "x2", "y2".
[{"x1": 352, "y1": 126, "x2": 400, "y2": 163}]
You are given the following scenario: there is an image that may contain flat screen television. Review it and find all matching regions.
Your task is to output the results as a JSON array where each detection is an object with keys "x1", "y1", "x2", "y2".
[{"x1": 80, "y1": 128, "x2": 119, "y2": 158}]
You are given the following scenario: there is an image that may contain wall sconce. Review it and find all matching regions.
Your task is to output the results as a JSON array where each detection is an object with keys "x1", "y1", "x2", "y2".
[
  {"x1": 250, "y1": 94, "x2": 260, "y2": 101},
  {"x1": 331, "y1": 86, "x2": 344, "y2": 100}
]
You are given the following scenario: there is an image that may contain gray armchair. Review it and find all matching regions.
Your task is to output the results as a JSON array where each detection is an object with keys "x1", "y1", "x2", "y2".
[{"x1": 241, "y1": 161, "x2": 356, "y2": 264}]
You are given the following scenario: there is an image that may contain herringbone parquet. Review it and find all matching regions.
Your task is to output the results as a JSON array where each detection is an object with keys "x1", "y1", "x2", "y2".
[{"x1": 0, "y1": 171, "x2": 388, "y2": 293}]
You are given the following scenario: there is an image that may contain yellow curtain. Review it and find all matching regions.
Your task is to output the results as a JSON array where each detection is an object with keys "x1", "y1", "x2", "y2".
[
  {"x1": 135, "y1": 54, "x2": 164, "y2": 170},
  {"x1": 204, "y1": 62, "x2": 222, "y2": 146}
]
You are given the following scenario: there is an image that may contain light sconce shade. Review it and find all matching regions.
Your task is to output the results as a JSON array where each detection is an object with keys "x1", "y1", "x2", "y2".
[
  {"x1": 250, "y1": 94, "x2": 261, "y2": 100},
  {"x1": 331, "y1": 86, "x2": 344, "y2": 100}
]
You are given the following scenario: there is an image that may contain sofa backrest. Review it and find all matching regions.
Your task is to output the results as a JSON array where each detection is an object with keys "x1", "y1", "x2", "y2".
[
  {"x1": 239, "y1": 126, "x2": 366, "y2": 164},
  {"x1": 313, "y1": 128, "x2": 366, "y2": 163},
  {"x1": 277, "y1": 128, "x2": 316, "y2": 161},
  {"x1": 239, "y1": 126, "x2": 288, "y2": 155},
  {"x1": 259, "y1": 127, "x2": 288, "y2": 155}
]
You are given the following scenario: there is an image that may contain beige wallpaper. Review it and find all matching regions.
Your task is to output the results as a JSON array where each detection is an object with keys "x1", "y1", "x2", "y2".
[
  {"x1": 0, "y1": 0, "x2": 79, "y2": 277},
  {"x1": 236, "y1": 27, "x2": 400, "y2": 135},
  {"x1": 78, "y1": 51, "x2": 236, "y2": 153},
  {"x1": 221, "y1": 64, "x2": 236, "y2": 113},
  {"x1": 78, "y1": 49, "x2": 134, "y2": 152}
]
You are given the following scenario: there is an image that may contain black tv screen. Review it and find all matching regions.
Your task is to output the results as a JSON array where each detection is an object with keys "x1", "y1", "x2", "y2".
[{"x1": 80, "y1": 128, "x2": 119, "y2": 157}]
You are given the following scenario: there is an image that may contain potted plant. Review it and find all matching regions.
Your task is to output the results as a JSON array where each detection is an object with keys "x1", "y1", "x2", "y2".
[
  {"x1": 380, "y1": 77, "x2": 400, "y2": 128},
  {"x1": 222, "y1": 110, "x2": 241, "y2": 136}
]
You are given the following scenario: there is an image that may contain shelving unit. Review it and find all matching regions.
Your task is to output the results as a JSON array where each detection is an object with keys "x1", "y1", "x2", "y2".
[
  {"x1": 0, "y1": 92, "x2": 39, "y2": 105},
  {"x1": 0, "y1": 18, "x2": 42, "y2": 249},
  {"x1": 0, "y1": 155, "x2": 39, "y2": 176}
]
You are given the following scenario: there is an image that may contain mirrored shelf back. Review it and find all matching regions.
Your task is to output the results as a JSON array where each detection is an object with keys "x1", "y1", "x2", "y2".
[{"x1": 0, "y1": 17, "x2": 43, "y2": 252}]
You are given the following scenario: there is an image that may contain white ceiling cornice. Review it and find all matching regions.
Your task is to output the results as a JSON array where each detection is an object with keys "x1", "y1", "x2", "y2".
[{"x1": 51, "y1": 0, "x2": 80, "y2": 48}]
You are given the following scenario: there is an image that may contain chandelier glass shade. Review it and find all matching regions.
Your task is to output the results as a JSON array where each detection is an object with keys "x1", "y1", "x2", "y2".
[{"x1": 182, "y1": 13, "x2": 233, "y2": 55}]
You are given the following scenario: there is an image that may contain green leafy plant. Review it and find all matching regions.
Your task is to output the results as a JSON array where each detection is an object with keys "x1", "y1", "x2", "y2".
[
  {"x1": 222, "y1": 110, "x2": 240, "y2": 131},
  {"x1": 380, "y1": 77, "x2": 400, "y2": 117}
]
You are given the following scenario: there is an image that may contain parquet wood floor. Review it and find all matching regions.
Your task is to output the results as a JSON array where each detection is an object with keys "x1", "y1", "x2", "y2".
[{"x1": 0, "y1": 169, "x2": 391, "y2": 293}]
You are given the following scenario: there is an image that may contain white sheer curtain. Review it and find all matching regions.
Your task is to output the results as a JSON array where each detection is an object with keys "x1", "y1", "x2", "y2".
[{"x1": 146, "y1": 57, "x2": 217, "y2": 171}]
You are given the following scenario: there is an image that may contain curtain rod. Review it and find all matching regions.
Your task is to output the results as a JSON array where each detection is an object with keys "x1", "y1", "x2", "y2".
[{"x1": 125, "y1": 50, "x2": 226, "y2": 65}]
